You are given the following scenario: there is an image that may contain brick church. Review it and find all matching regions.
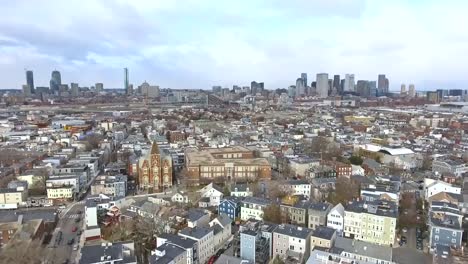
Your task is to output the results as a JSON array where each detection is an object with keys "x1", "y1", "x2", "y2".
[{"x1": 138, "y1": 142, "x2": 172, "y2": 190}]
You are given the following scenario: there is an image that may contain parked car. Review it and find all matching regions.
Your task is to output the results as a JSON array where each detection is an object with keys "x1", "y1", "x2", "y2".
[
  {"x1": 72, "y1": 226, "x2": 78, "y2": 232},
  {"x1": 208, "y1": 256, "x2": 217, "y2": 264},
  {"x1": 67, "y1": 238, "x2": 74, "y2": 245},
  {"x1": 73, "y1": 244, "x2": 79, "y2": 251},
  {"x1": 75, "y1": 218, "x2": 81, "y2": 223},
  {"x1": 77, "y1": 230, "x2": 83, "y2": 236},
  {"x1": 402, "y1": 227, "x2": 408, "y2": 233}
]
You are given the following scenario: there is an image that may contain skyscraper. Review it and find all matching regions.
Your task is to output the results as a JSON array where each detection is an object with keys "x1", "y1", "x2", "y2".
[
  {"x1": 50, "y1": 70, "x2": 61, "y2": 94},
  {"x1": 71, "y1": 83, "x2": 79, "y2": 97},
  {"x1": 385, "y1": 78, "x2": 389, "y2": 94},
  {"x1": 26, "y1": 70, "x2": 34, "y2": 94},
  {"x1": 288, "y1": 85, "x2": 296, "y2": 97},
  {"x1": 22, "y1": 84, "x2": 31, "y2": 97},
  {"x1": 333, "y1": 75, "x2": 340, "y2": 94},
  {"x1": 95, "y1": 83, "x2": 104, "y2": 92},
  {"x1": 251, "y1": 81, "x2": 264, "y2": 95},
  {"x1": 296, "y1": 78, "x2": 305, "y2": 96},
  {"x1": 356, "y1": 80, "x2": 370, "y2": 97},
  {"x1": 301, "y1": 73, "x2": 307, "y2": 89},
  {"x1": 368, "y1": 81, "x2": 377, "y2": 97},
  {"x1": 316, "y1": 73, "x2": 329, "y2": 98},
  {"x1": 400, "y1": 84, "x2": 406, "y2": 95},
  {"x1": 377, "y1": 74, "x2": 386, "y2": 95},
  {"x1": 344, "y1": 74, "x2": 355, "y2": 92},
  {"x1": 408, "y1": 84, "x2": 416, "y2": 98},
  {"x1": 124, "y1": 68, "x2": 130, "y2": 95}
]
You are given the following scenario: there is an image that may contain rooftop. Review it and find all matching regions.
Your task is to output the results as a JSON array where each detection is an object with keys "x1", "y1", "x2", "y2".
[
  {"x1": 311, "y1": 226, "x2": 336, "y2": 240},
  {"x1": 179, "y1": 226, "x2": 213, "y2": 240},
  {"x1": 333, "y1": 236, "x2": 393, "y2": 261},
  {"x1": 185, "y1": 146, "x2": 270, "y2": 166},
  {"x1": 274, "y1": 224, "x2": 312, "y2": 239}
]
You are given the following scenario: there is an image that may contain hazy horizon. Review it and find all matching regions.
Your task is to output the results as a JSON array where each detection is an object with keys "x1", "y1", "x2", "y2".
[{"x1": 1, "y1": 0, "x2": 467, "y2": 90}]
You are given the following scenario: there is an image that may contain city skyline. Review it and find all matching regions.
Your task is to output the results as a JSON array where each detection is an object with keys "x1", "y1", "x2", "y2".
[{"x1": 1, "y1": 0, "x2": 468, "y2": 90}]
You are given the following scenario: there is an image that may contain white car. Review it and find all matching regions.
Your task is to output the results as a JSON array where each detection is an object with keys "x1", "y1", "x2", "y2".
[{"x1": 73, "y1": 244, "x2": 79, "y2": 251}]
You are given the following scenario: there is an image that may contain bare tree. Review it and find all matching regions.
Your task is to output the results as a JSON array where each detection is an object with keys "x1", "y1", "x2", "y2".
[
  {"x1": 0, "y1": 240, "x2": 48, "y2": 264},
  {"x1": 326, "y1": 177, "x2": 360, "y2": 205}
]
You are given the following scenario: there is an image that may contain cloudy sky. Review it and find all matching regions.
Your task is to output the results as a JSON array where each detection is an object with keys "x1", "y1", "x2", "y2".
[{"x1": 1, "y1": 0, "x2": 467, "y2": 90}]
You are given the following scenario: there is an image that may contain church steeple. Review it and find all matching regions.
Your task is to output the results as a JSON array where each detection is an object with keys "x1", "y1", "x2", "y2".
[{"x1": 150, "y1": 141, "x2": 160, "y2": 155}]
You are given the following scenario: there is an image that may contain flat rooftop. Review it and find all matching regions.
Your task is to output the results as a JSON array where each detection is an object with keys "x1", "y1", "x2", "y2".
[{"x1": 185, "y1": 147, "x2": 270, "y2": 167}]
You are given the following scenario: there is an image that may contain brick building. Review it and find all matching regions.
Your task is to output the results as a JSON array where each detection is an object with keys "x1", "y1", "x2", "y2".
[
  {"x1": 185, "y1": 146, "x2": 271, "y2": 186},
  {"x1": 138, "y1": 142, "x2": 172, "y2": 190}
]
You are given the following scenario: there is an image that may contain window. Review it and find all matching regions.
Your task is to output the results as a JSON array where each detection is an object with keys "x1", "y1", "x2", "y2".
[
  {"x1": 435, "y1": 228, "x2": 439, "y2": 234},
  {"x1": 451, "y1": 239, "x2": 456, "y2": 244},
  {"x1": 435, "y1": 235, "x2": 439, "y2": 241},
  {"x1": 452, "y1": 231, "x2": 457, "y2": 237}
]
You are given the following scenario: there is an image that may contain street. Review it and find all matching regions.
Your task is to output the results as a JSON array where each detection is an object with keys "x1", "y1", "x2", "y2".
[{"x1": 46, "y1": 201, "x2": 86, "y2": 264}]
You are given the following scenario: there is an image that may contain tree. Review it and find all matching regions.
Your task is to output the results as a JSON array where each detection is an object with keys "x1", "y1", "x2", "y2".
[
  {"x1": 272, "y1": 255, "x2": 285, "y2": 264},
  {"x1": 263, "y1": 204, "x2": 282, "y2": 224},
  {"x1": 223, "y1": 185, "x2": 231, "y2": 197},
  {"x1": 268, "y1": 182, "x2": 291, "y2": 201},
  {"x1": 421, "y1": 154, "x2": 432, "y2": 170},
  {"x1": 0, "y1": 240, "x2": 48, "y2": 264},
  {"x1": 400, "y1": 193, "x2": 413, "y2": 210},
  {"x1": 326, "y1": 177, "x2": 360, "y2": 205},
  {"x1": 349, "y1": 156, "x2": 363, "y2": 165},
  {"x1": 302, "y1": 137, "x2": 342, "y2": 160},
  {"x1": 83, "y1": 134, "x2": 103, "y2": 150}
]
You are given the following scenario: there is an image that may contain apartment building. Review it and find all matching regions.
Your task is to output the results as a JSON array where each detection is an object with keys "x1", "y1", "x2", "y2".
[
  {"x1": 273, "y1": 224, "x2": 312, "y2": 263},
  {"x1": 307, "y1": 202, "x2": 332, "y2": 230},
  {"x1": 178, "y1": 227, "x2": 214, "y2": 264},
  {"x1": 326, "y1": 203, "x2": 345, "y2": 235},
  {"x1": 240, "y1": 197, "x2": 271, "y2": 221},
  {"x1": 344, "y1": 200, "x2": 397, "y2": 246},
  {"x1": 91, "y1": 174, "x2": 127, "y2": 198}
]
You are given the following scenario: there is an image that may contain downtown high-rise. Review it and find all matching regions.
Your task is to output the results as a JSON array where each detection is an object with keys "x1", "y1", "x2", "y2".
[
  {"x1": 124, "y1": 68, "x2": 130, "y2": 94},
  {"x1": 26, "y1": 70, "x2": 34, "y2": 94},
  {"x1": 344, "y1": 74, "x2": 355, "y2": 92},
  {"x1": 50, "y1": 70, "x2": 61, "y2": 94},
  {"x1": 316, "y1": 73, "x2": 329, "y2": 98}
]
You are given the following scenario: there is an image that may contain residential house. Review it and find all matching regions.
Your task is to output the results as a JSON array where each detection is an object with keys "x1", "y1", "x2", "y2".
[
  {"x1": 0, "y1": 184, "x2": 28, "y2": 209},
  {"x1": 283, "y1": 179, "x2": 312, "y2": 199},
  {"x1": 218, "y1": 196, "x2": 242, "y2": 220},
  {"x1": 280, "y1": 200, "x2": 311, "y2": 227},
  {"x1": 79, "y1": 241, "x2": 136, "y2": 264},
  {"x1": 307, "y1": 237, "x2": 396, "y2": 264},
  {"x1": 90, "y1": 174, "x2": 127, "y2": 198},
  {"x1": 150, "y1": 243, "x2": 187, "y2": 264},
  {"x1": 198, "y1": 183, "x2": 224, "y2": 207},
  {"x1": 178, "y1": 226, "x2": 214, "y2": 264},
  {"x1": 428, "y1": 201, "x2": 464, "y2": 250},
  {"x1": 156, "y1": 234, "x2": 197, "y2": 264},
  {"x1": 344, "y1": 200, "x2": 397, "y2": 246},
  {"x1": 310, "y1": 226, "x2": 336, "y2": 250},
  {"x1": 187, "y1": 209, "x2": 210, "y2": 228},
  {"x1": 432, "y1": 158, "x2": 468, "y2": 177},
  {"x1": 240, "y1": 197, "x2": 271, "y2": 221},
  {"x1": 209, "y1": 214, "x2": 232, "y2": 251},
  {"x1": 230, "y1": 184, "x2": 253, "y2": 197},
  {"x1": 425, "y1": 179, "x2": 461, "y2": 201},
  {"x1": 307, "y1": 202, "x2": 332, "y2": 230},
  {"x1": 272, "y1": 224, "x2": 313, "y2": 263},
  {"x1": 239, "y1": 221, "x2": 276, "y2": 264},
  {"x1": 326, "y1": 203, "x2": 345, "y2": 235}
]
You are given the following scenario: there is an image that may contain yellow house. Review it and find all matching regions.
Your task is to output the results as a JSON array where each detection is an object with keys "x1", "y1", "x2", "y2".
[
  {"x1": 0, "y1": 189, "x2": 27, "y2": 206},
  {"x1": 47, "y1": 187, "x2": 74, "y2": 200}
]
